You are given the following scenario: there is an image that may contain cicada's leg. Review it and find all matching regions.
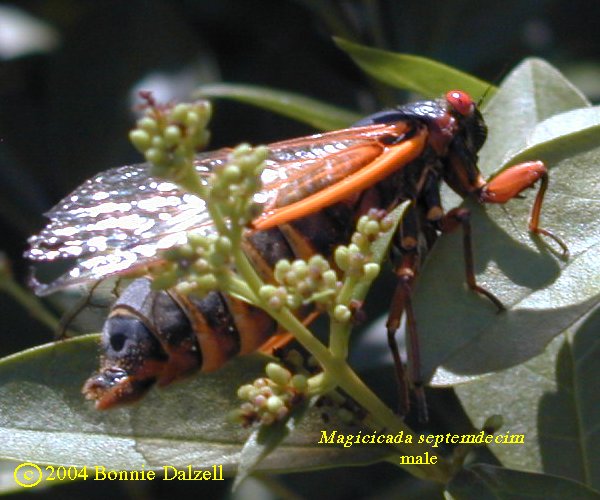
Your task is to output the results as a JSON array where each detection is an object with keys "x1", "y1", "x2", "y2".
[
  {"x1": 479, "y1": 161, "x2": 568, "y2": 257},
  {"x1": 56, "y1": 280, "x2": 105, "y2": 339},
  {"x1": 258, "y1": 311, "x2": 320, "y2": 355},
  {"x1": 387, "y1": 249, "x2": 428, "y2": 422},
  {"x1": 439, "y1": 207, "x2": 504, "y2": 311},
  {"x1": 386, "y1": 201, "x2": 430, "y2": 421}
]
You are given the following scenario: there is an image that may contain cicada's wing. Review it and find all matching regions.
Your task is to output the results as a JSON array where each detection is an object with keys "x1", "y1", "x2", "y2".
[
  {"x1": 26, "y1": 158, "x2": 221, "y2": 294},
  {"x1": 257, "y1": 122, "x2": 410, "y2": 211},
  {"x1": 27, "y1": 123, "x2": 409, "y2": 294}
]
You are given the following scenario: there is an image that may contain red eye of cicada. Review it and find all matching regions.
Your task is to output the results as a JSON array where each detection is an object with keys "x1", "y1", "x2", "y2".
[{"x1": 446, "y1": 90, "x2": 474, "y2": 116}]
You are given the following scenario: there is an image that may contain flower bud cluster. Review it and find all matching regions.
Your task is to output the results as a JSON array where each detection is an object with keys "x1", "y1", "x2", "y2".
[
  {"x1": 208, "y1": 144, "x2": 268, "y2": 227},
  {"x1": 334, "y1": 209, "x2": 390, "y2": 280},
  {"x1": 145, "y1": 133, "x2": 268, "y2": 298},
  {"x1": 257, "y1": 210, "x2": 392, "y2": 323},
  {"x1": 231, "y1": 362, "x2": 309, "y2": 427},
  {"x1": 259, "y1": 255, "x2": 341, "y2": 313},
  {"x1": 151, "y1": 233, "x2": 232, "y2": 297},
  {"x1": 129, "y1": 98, "x2": 211, "y2": 179}
]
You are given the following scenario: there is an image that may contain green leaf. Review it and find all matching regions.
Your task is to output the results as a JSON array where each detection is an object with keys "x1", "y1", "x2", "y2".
[
  {"x1": 335, "y1": 37, "x2": 493, "y2": 100},
  {"x1": 454, "y1": 307, "x2": 600, "y2": 489},
  {"x1": 447, "y1": 464, "x2": 600, "y2": 500},
  {"x1": 195, "y1": 83, "x2": 360, "y2": 131},
  {"x1": 0, "y1": 336, "x2": 391, "y2": 471},
  {"x1": 414, "y1": 59, "x2": 600, "y2": 384},
  {"x1": 0, "y1": 460, "x2": 26, "y2": 494},
  {"x1": 525, "y1": 106, "x2": 600, "y2": 148},
  {"x1": 478, "y1": 58, "x2": 590, "y2": 174}
]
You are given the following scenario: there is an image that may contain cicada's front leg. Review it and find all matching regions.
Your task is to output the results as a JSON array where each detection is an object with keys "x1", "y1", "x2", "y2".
[{"x1": 479, "y1": 161, "x2": 569, "y2": 256}]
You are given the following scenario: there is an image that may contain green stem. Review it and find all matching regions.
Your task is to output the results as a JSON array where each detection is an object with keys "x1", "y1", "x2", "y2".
[
  {"x1": 206, "y1": 202, "x2": 229, "y2": 238},
  {"x1": 0, "y1": 279, "x2": 61, "y2": 333},
  {"x1": 220, "y1": 274, "x2": 259, "y2": 304},
  {"x1": 329, "y1": 321, "x2": 350, "y2": 359},
  {"x1": 268, "y1": 308, "x2": 332, "y2": 365},
  {"x1": 182, "y1": 149, "x2": 450, "y2": 482},
  {"x1": 179, "y1": 165, "x2": 208, "y2": 197},
  {"x1": 260, "y1": 305, "x2": 451, "y2": 483},
  {"x1": 337, "y1": 275, "x2": 359, "y2": 306},
  {"x1": 333, "y1": 363, "x2": 451, "y2": 482}
]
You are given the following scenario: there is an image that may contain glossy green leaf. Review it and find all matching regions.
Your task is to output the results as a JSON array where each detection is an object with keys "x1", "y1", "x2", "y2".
[
  {"x1": 0, "y1": 336, "x2": 392, "y2": 472},
  {"x1": 455, "y1": 308, "x2": 600, "y2": 489},
  {"x1": 525, "y1": 106, "x2": 600, "y2": 148},
  {"x1": 335, "y1": 38, "x2": 493, "y2": 100},
  {"x1": 478, "y1": 58, "x2": 590, "y2": 174},
  {"x1": 413, "y1": 59, "x2": 600, "y2": 385},
  {"x1": 447, "y1": 464, "x2": 600, "y2": 500},
  {"x1": 195, "y1": 83, "x2": 360, "y2": 131}
]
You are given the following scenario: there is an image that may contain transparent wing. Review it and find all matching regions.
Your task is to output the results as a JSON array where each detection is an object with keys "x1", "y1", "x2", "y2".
[
  {"x1": 27, "y1": 123, "x2": 405, "y2": 294},
  {"x1": 27, "y1": 159, "x2": 219, "y2": 294}
]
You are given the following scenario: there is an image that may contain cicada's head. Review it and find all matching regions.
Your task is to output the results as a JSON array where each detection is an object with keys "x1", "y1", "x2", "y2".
[
  {"x1": 82, "y1": 314, "x2": 166, "y2": 409},
  {"x1": 441, "y1": 90, "x2": 489, "y2": 198}
]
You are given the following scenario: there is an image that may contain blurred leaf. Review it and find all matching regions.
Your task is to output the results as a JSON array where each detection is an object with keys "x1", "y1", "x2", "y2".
[
  {"x1": 196, "y1": 83, "x2": 360, "y2": 131},
  {"x1": 561, "y1": 61, "x2": 600, "y2": 103},
  {"x1": 0, "y1": 336, "x2": 391, "y2": 471},
  {"x1": 454, "y1": 307, "x2": 600, "y2": 488},
  {"x1": 0, "y1": 5, "x2": 59, "y2": 60},
  {"x1": 0, "y1": 460, "x2": 24, "y2": 494},
  {"x1": 447, "y1": 464, "x2": 600, "y2": 500},
  {"x1": 413, "y1": 59, "x2": 600, "y2": 384},
  {"x1": 335, "y1": 38, "x2": 493, "y2": 100}
]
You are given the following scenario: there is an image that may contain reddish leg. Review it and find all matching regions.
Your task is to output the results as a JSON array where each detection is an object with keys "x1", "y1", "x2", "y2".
[
  {"x1": 479, "y1": 161, "x2": 568, "y2": 256},
  {"x1": 439, "y1": 208, "x2": 504, "y2": 311},
  {"x1": 386, "y1": 252, "x2": 428, "y2": 422}
]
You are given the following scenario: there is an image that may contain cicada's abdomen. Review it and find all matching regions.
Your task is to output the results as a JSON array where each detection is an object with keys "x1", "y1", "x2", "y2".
[
  {"x1": 82, "y1": 201, "x2": 366, "y2": 409},
  {"x1": 82, "y1": 277, "x2": 279, "y2": 409}
]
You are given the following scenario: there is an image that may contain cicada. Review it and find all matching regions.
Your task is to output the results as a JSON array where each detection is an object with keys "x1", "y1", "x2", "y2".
[{"x1": 27, "y1": 91, "x2": 566, "y2": 413}]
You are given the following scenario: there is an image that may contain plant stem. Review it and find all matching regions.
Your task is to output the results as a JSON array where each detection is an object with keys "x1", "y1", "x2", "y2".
[
  {"x1": 329, "y1": 321, "x2": 350, "y2": 359},
  {"x1": 334, "y1": 362, "x2": 451, "y2": 482},
  {"x1": 260, "y1": 304, "x2": 451, "y2": 483},
  {"x1": 186, "y1": 150, "x2": 451, "y2": 482},
  {"x1": 0, "y1": 279, "x2": 60, "y2": 333}
]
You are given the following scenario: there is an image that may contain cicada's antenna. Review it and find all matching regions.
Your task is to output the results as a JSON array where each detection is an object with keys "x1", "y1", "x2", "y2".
[
  {"x1": 477, "y1": 84, "x2": 495, "y2": 109},
  {"x1": 477, "y1": 63, "x2": 511, "y2": 109}
]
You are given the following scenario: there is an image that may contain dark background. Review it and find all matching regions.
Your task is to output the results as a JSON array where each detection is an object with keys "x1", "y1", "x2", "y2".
[{"x1": 0, "y1": 1, "x2": 599, "y2": 498}]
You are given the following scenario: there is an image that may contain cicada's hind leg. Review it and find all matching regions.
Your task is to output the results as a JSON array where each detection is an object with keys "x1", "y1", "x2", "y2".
[
  {"x1": 386, "y1": 204, "x2": 429, "y2": 422},
  {"x1": 387, "y1": 250, "x2": 427, "y2": 421}
]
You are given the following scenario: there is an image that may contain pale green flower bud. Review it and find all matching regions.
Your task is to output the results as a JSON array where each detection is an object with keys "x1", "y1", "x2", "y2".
[{"x1": 266, "y1": 362, "x2": 292, "y2": 386}]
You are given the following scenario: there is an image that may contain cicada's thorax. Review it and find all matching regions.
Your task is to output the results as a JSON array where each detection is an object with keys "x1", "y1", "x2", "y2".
[{"x1": 83, "y1": 94, "x2": 489, "y2": 409}]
